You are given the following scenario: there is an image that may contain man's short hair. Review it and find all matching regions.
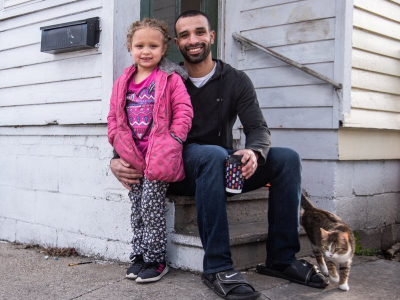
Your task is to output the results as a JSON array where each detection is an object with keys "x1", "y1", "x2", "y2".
[{"x1": 174, "y1": 10, "x2": 212, "y2": 36}]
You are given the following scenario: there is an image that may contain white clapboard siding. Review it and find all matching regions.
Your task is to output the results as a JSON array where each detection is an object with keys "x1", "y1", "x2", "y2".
[
  {"x1": 263, "y1": 107, "x2": 333, "y2": 129},
  {"x1": 0, "y1": 54, "x2": 101, "y2": 88},
  {"x1": 257, "y1": 84, "x2": 334, "y2": 108},
  {"x1": 351, "y1": 69, "x2": 400, "y2": 95},
  {"x1": 241, "y1": 0, "x2": 299, "y2": 11},
  {"x1": 353, "y1": 28, "x2": 399, "y2": 59},
  {"x1": 0, "y1": 100, "x2": 102, "y2": 126},
  {"x1": 0, "y1": 125, "x2": 106, "y2": 136},
  {"x1": 352, "y1": 49, "x2": 400, "y2": 77},
  {"x1": 0, "y1": 0, "x2": 80, "y2": 20},
  {"x1": 347, "y1": 1, "x2": 400, "y2": 131},
  {"x1": 351, "y1": 89, "x2": 400, "y2": 113},
  {"x1": 0, "y1": 8, "x2": 102, "y2": 51},
  {"x1": 0, "y1": 0, "x2": 102, "y2": 32},
  {"x1": 354, "y1": 0, "x2": 400, "y2": 23},
  {"x1": 353, "y1": 7, "x2": 400, "y2": 40},
  {"x1": 239, "y1": 40, "x2": 335, "y2": 70},
  {"x1": 343, "y1": 109, "x2": 400, "y2": 130},
  {"x1": 269, "y1": 129, "x2": 339, "y2": 160},
  {"x1": 242, "y1": 18, "x2": 335, "y2": 48},
  {"x1": 245, "y1": 62, "x2": 333, "y2": 89},
  {"x1": 0, "y1": 77, "x2": 102, "y2": 107},
  {"x1": 0, "y1": 43, "x2": 99, "y2": 70},
  {"x1": 240, "y1": 0, "x2": 335, "y2": 31}
]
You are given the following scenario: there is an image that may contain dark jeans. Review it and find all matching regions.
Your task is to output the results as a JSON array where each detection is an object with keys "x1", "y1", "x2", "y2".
[{"x1": 168, "y1": 143, "x2": 301, "y2": 274}]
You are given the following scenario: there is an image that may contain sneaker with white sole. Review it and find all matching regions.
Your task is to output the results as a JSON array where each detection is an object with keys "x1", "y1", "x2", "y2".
[
  {"x1": 126, "y1": 255, "x2": 145, "y2": 279},
  {"x1": 136, "y1": 261, "x2": 169, "y2": 283}
]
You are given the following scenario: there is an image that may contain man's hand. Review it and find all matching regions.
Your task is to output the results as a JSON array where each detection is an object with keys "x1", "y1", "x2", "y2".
[
  {"x1": 110, "y1": 158, "x2": 143, "y2": 190},
  {"x1": 233, "y1": 149, "x2": 259, "y2": 180}
]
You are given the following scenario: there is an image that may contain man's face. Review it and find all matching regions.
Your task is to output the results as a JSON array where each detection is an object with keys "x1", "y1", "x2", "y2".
[{"x1": 174, "y1": 15, "x2": 215, "y2": 64}]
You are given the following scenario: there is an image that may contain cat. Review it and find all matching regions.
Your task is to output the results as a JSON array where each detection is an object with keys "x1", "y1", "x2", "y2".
[{"x1": 300, "y1": 192, "x2": 355, "y2": 291}]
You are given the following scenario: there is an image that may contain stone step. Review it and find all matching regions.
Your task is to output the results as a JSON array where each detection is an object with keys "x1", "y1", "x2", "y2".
[
  {"x1": 169, "y1": 187, "x2": 269, "y2": 232},
  {"x1": 166, "y1": 220, "x2": 311, "y2": 271},
  {"x1": 165, "y1": 188, "x2": 312, "y2": 272}
]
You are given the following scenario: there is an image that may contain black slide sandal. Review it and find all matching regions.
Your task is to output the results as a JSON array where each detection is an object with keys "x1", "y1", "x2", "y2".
[
  {"x1": 256, "y1": 259, "x2": 328, "y2": 289},
  {"x1": 202, "y1": 269, "x2": 261, "y2": 300}
]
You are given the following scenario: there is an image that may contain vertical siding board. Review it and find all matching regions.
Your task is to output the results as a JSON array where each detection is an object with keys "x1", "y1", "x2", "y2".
[{"x1": 333, "y1": 0, "x2": 353, "y2": 127}]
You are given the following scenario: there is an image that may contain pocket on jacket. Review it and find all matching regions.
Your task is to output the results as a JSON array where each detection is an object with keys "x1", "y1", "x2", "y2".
[{"x1": 146, "y1": 131, "x2": 184, "y2": 182}]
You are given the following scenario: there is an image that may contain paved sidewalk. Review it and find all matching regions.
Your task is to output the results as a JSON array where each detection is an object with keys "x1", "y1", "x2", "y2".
[{"x1": 0, "y1": 241, "x2": 399, "y2": 300}]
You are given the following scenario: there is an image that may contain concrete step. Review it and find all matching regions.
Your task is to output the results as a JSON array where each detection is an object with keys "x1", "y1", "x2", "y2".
[
  {"x1": 170, "y1": 187, "x2": 269, "y2": 232},
  {"x1": 165, "y1": 188, "x2": 312, "y2": 272}
]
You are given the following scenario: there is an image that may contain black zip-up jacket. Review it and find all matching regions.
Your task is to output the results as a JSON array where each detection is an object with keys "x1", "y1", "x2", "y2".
[{"x1": 184, "y1": 59, "x2": 271, "y2": 164}]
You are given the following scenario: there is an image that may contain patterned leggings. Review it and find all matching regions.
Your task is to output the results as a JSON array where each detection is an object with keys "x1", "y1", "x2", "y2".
[{"x1": 128, "y1": 177, "x2": 169, "y2": 263}]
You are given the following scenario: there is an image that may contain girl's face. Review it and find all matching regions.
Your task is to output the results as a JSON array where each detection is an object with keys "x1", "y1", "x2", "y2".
[{"x1": 130, "y1": 27, "x2": 167, "y2": 73}]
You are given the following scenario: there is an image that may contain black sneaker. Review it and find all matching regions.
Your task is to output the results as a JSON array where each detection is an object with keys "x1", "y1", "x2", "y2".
[
  {"x1": 135, "y1": 261, "x2": 170, "y2": 283},
  {"x1": 126, "y1": 255, "x2": 145, "y2": 279}
]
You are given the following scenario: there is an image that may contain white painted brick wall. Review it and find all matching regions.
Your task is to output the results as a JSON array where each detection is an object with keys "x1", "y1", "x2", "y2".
[
  {"x1": 0, "y1": 217, "x2": 16, "y2": 242},
  {"x1": 302, "y1": 160, "x2": 335, "y2": 198},
  {"x1": 1, "y1": 186, "x2": 36, "y2": 222},
  {"x1": 0, "y1": 129, "x2": 133, "y2": 261},
  {"x1": 354, "y1": 161, "x2": 386, "y2": 195},
  {"x1": 302, "y1": 159, "x2": 400, "y2": 232},
  {"x1": 366, "y1": 193, "x2": 399, "y2": 229},
  {"x1": 1, "y1": 128, "x2": 398, "y2": 262},
  {"x1": 34, "y1": 191, "x2": 81, "y2": 232}
]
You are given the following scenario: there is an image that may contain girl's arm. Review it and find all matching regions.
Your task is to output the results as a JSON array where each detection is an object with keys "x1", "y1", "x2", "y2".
[
  {"x1": 107, "y1": 79, "x2": 119, "y2": 145},
  {"x1": 168, "y1": 75, "x2": 194, "y2": 142}
]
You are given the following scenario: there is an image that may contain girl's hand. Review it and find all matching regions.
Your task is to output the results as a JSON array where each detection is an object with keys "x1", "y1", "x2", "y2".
[
  {"x1": 233, "y1": 149, "x2": 259, "y2": 180},
  {"x1": 110, "y1": 158, "x2": 143, "y2": 189}
]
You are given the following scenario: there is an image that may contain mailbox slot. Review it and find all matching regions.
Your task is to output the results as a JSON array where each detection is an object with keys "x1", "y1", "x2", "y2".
[{"x1": 40, "y1": 17, "x2": 100, "y2": 54}]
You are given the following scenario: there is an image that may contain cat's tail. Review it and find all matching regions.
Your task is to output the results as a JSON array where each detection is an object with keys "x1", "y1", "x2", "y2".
[{"x1": 300, "y1": 191, "x2": 315, "y2": 210}]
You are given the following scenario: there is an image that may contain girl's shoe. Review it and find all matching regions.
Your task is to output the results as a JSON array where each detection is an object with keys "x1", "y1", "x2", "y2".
[
  {"x1": 126, "y1": 255, "x2": 145, "y2": 279},
  {"x1": 135, "y1": 261, "x2": 169, "y2": 283}
]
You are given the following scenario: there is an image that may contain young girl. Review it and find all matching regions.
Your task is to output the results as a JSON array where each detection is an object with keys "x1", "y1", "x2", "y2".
[{"x1": 107, "y1": 18, "x2": 193, "y2": 283}]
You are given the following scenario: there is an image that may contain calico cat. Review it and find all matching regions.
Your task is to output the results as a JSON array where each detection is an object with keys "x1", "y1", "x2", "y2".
[{"x1": 300, "y1": 192, "x2": 355, "y2": 291}]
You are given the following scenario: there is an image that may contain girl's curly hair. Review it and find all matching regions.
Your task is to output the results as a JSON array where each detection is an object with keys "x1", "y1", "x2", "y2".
[{"x1": 126, "y1": 18, "x2": 171, "y2": 54}]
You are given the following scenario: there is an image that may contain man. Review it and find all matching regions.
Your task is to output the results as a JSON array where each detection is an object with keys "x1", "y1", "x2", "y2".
[{"x1": 111, "y1": 10, "x2": 327, "y2": 300}]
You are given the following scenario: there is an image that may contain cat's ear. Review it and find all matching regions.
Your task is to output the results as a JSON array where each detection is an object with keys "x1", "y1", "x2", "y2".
[
  {"x1": 320, "y1": 228, "x2": 329, "y2": 240},
  {"x1": 341, "y1": 232, "x2": 349, "y2": 243}
]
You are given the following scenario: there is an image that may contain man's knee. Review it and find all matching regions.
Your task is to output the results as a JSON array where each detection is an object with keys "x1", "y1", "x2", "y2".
[
  {"x1": 268, "y1": 147, "x2": 302, "y2": 173},
  {"x1": 185, "y1": 144, "x2": 228, "y2": 166}
]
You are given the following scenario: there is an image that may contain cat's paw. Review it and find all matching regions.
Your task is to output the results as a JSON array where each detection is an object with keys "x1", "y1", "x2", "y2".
[
  {"x1": 320, "y1": 266, "x2": 329, "y2": 277},
  {"x1": 339, "y1": 283, "x2": 349, "y2": 291},
  {"x1": 330, "y1": 276, "x2": 339, "y2": 283}
]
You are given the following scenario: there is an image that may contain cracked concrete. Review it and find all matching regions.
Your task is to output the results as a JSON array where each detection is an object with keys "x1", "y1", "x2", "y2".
[{"x1": 0, "y1": 241, "x2": 399, "y2": 300}]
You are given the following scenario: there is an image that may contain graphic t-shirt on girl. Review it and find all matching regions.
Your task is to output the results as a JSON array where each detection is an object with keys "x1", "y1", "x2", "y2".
[{"x1": 125, "y1": 66, "x2": 158, "y2": 156}]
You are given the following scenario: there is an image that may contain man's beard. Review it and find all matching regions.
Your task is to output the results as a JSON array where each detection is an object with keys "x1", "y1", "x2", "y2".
[{"x1": 179, "y1": 42, "x2": 212, "y2": 64}]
